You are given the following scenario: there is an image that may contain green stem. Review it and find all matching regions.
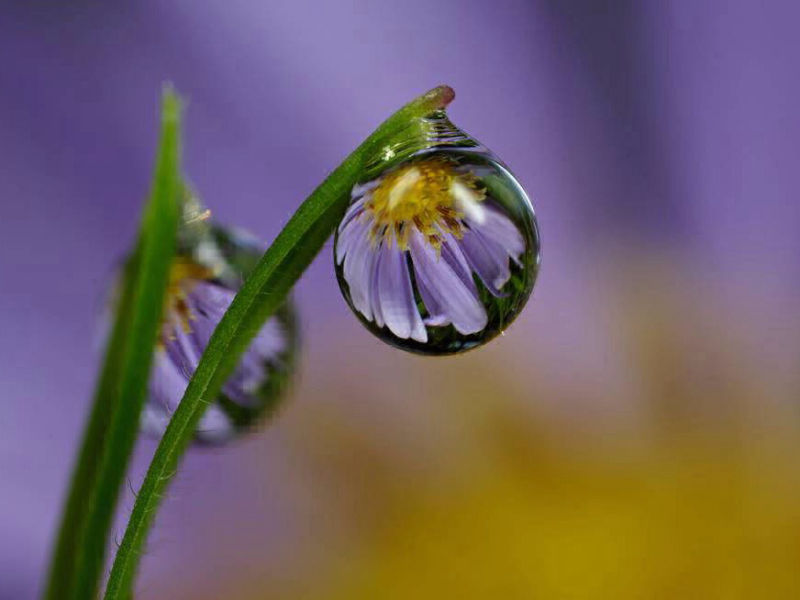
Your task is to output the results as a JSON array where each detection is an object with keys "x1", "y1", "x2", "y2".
[
  {"x1": 46, "y1": 88, "x2": 183, "y2": 600},
  {"x1": 102, "y1": 85, "x2": 454, "y2": 599}
]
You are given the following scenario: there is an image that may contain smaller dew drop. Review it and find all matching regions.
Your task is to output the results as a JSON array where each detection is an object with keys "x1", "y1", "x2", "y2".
[
  {"x1": 333, "y1": 112, "x2": 540, "y2": 355},
  {"x1": 106, "y1": 211, "x2": 299, "y2": 445}
]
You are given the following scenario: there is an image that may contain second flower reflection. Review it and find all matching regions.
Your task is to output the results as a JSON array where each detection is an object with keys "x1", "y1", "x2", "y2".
[
  {"x1": 335, "y1": 114, "x2": 540, "y2": 355},
  {"x1": 131, "y1": 200, "x2": 298, "y2": 444}
]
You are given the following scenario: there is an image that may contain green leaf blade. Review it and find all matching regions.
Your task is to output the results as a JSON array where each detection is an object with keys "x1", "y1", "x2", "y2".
[
  {"x1": 44, "y1": 87, "x2": 183, "y2": 600},
  {"x1": 42, "y1": 252, "x2": 139, "y2": 600}
]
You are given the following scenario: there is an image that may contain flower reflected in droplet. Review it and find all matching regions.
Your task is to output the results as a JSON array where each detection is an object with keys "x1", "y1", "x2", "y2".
[
  {"x1": 335, "y1": 150, "x2": 539, "y2": 355},
  {"x1": 114, "y1": 222, "x2": 298, "y2": 444}
]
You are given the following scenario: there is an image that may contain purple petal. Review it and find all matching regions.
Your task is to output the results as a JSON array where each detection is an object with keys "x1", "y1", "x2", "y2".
[
  {"x1": 149, "y1": 346, "x2": 189, "y2": 412},
  {"x1": 342, "y1": 225, "x2": 379, "y2": 321},
  {"x1": 341, "y1": 196, "x2": 367, "y2": 229},
  {"x1": 150, "y1": 280, "x2": 288, "y2": 427},
  {"x1": 171, "y1": 321, "x2": 203, "y2": 379},
  {"x1": 439, "y1": 234, "x2": 477, "y2": 290},
  {"x1": 409, "y1": 229, "x2": 487, "y2": 335},
  {"x1": 376, "y1": 242, "x2": 427, "y2": 342},
  {"x1": 223, "y1": 317, "x2": 285, "y2": 404},
  {"x1": 337, "y1": 198, "x2": 368, "y2": 263},
  {"x1": 336, "y1": 216, "x2": 368, "y2": 265},
  {"x1": 458, "y1": 227, "x2": 515, "y2": 295},
  {"x1": 414, "y1": 274, "x2": 449, "y2": 327},
  {"x1": 350, "y1": 178, "x2": 381, "y2": 200},
  {"x1": 163, "y1": 318, "x2": 197, "y2": 379},
  {"x1": 187, "y1": 282, "x2": 286, "y2": 405},
  {"x1": 371, "y1": 243, "x2": 385, "y2": 328},
  {"x1": 465, "y1": 203, "x2": 525, "y2": 265},
  {"x1": 140, "y1": 405, "x2": 170, "y2": 437},
  {"x1": 186, "y1": 285, "x2": 231, "y2": 345},
  {"x1": 195, "y1": 405, "x2": 235, "y2": 443}
]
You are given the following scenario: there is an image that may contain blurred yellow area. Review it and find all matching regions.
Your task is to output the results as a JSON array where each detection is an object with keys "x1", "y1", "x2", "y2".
[
  {"x1": 308, "y1": 427, "x2": 800, "y2": 599},
  {"x1": 157, "y1": 257, "x2": 800, "y2": 599}
]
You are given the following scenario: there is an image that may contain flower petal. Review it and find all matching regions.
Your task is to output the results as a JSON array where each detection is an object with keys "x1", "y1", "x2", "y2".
[
  {"x1": 195, "y1": 405, "x2": 235, "y2": 443},
  {"x1": 371, "y1": 243, "x2": 385, "y2": 328},
  {"x1": 335, "y1": 218, "x2": 367, "y2": 265},
  {"x1": 140, "y1": 405, "x2": 170, "y2": 438},
  {"x1": 414, "y1": 274, "x2": 449, "y2": 327},
  {"x1": 458, "y1": 227, "x2": 515, "y2": 295},
  {"x1": 336, "y1": 198, "x2": 368, "y2": 264},
  {"x1": 342, "y1": 225, "x2": 378, "y2": 321},
  {"x1": 149, "y1": 346, "x2": 189, "y2": 412},
  {"x1": 171, "y1": 320, "x2": 203, "y2": 380},
  {"x1": 439, "y1": 233, "x2": 477, "y2": 290},
  {"x1": 376, "y1": 242, "x2": 427, "y2": 342},
  {"x1": 465, "y1": 203, "x2": 525, "y2": 265},
  {"x1": 409, "y1": 229, "x2": 487, "y2": 335},
  {"x1": 223, "y1": 317, "x2": 286, "y2": 404},
  {"x1": 152, "y1": 281, "x2": 288, "y2": 425},
  {"x1": 341, "y1": 195, "x2": 367, "y2": 229},
  {"x1": 185, "y1": 282, "x2": 234, "y2": 345}
]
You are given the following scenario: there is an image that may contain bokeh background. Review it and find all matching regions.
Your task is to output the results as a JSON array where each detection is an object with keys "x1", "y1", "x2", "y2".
[{"x1": 2, "y1": 1, "x2": 800, "y2": 598}]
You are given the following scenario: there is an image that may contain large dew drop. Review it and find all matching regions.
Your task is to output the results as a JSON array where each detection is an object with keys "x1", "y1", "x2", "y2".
[{"x1": 334, "y1": 112, "x2": 540, "y2": 355}]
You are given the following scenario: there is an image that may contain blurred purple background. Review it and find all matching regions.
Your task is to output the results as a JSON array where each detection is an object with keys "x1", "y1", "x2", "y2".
[{"x1": 2, "y1": 1, "x2": 799, "y2": 598}]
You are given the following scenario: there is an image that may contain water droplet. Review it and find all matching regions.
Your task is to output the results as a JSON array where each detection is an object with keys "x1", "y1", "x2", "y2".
[
  {"x1": 109, "y1": 206, "x2": 299, "y2": 444},
  {"x1": 334, "y1": 112, "x2": 540, "y2": 355}
]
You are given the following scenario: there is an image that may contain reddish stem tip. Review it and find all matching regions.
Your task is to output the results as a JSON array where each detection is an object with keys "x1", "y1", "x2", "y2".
[{"x1": 427, "y1": 85, "x2": 455, "y2": 109}]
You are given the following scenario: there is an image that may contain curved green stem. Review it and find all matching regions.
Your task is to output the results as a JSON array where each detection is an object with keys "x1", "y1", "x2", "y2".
[{"x1": 102, "y1": 85, "x2": 454, "y2": 599}]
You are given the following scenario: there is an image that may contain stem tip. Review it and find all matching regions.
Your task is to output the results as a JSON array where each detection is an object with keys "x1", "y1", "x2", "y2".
[{"x1": 426, "y1": 85, "x2": 455, "y2": 109}]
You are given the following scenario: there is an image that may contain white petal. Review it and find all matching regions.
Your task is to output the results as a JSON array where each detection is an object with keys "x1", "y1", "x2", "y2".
[
  {"x1": 387, "y1": 167, "x2": 421, "y2": 210},
  {"x1": 451, "y1": 179, "x2": 486, "y2": 225}
]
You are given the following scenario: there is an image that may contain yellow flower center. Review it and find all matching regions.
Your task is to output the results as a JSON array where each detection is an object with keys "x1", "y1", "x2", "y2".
[
  {"x1": 365, "y1": 156, "x2": 485, "y2": 250},
  {"x1": 162, "y1": 257, "x2": 215, "y2": 342}
]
